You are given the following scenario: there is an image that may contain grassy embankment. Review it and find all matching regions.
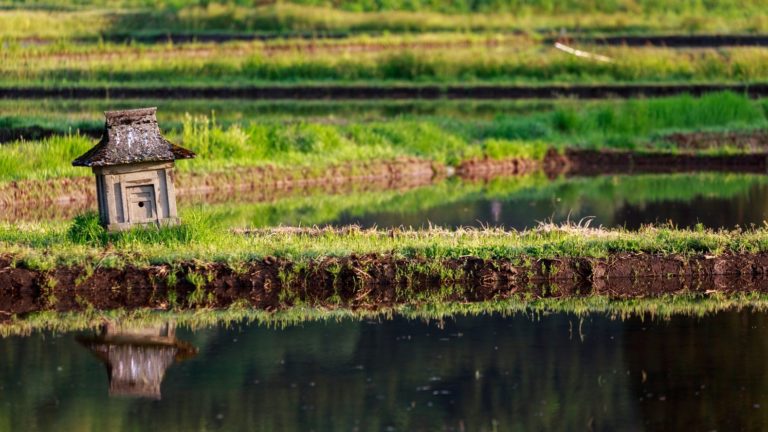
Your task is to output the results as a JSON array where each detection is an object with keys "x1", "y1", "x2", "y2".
[
  {"x1": 0, "y1": 92, "x2": 765, "y2": 184},
  {"x1": 1, "y1": 1, "x2": 766, "y2": 40},
  {"x1": 3, "y1": 217, "x2": 768, "y2": 321},
  {"x1": 4, "y1": 213, "x2": 768, "y2": 269},
  {"x1": 0, "y1": 99, "x2": 558, "y2": 141},
  {"x1": 4, "y1": 37, "x2": 768, "y2": 86}
]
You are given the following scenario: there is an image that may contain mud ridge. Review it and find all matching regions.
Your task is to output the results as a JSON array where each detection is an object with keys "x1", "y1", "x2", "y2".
[
  {"x1": 660, "y1": 129, "x2": 768, "y2": 152},
  {"x1": 549, "y1": 34, "x2": 768, "y2": 47},
  {"x1": 3, "y1": 84, "x2": 768, "y2": 100},
  {"x1": 2, "y1": 252, "x2": 768, "y2": 316},
  {"x1": 553, "y1": 149, "x2": 768, "y2": 176},
  {"x1": 0, "y1": 157, "x2": 439, "y2": 209}
]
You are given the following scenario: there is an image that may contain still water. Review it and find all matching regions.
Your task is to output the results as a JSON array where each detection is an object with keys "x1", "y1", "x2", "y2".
[
  {"x1": 2, "y1": 311, "x2": 767, "y2": 431},
  {"x1": 292, "y1": 173, "x2": 768, "y2": 230}
]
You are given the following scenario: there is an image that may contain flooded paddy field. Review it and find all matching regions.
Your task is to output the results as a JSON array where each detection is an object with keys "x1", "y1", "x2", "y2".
[
  {"x1": 5, "y1": 0, "x2": 768, "y2": 429},
  {"x1": 5, "y1": 172, "x2": 768, "y2": 231},
  {"x1": 3, "y1": 309, "x2": 768, "y2": 431}
]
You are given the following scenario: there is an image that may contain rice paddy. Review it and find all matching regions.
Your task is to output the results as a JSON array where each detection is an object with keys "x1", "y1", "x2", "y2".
[{"x1": 6, "y1": 2, "x2": 768, "y2": 429}]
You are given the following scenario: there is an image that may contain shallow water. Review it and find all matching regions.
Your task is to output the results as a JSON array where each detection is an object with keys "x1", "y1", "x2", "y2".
[
  {"x1": 2, "y1": 311, "x2": 768, "y2": 431},
  {"x1": 335, "y1": 180, "x2": 768, "y2": 229},
  {"x1": 221, "y1": 173, "x2": 768, "y2": 230}
]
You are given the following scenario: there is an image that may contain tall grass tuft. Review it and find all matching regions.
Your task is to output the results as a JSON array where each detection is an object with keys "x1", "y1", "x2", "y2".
[{"x1": 66, "y1": 209, "x2": 222, "y2": 247}]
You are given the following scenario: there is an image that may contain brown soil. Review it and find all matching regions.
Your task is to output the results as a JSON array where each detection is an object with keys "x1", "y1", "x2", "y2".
[
  {"x1": 550, "y1": 148, "x2": 768, "y2": 176},
  {"x1": 661, "y1": 130, "x2": 768, "y2": 152},
  {"x1": 0, "y1": 157, "x2": 439, "y2": 209},
  {"x1": 2, "y1": 252, "x2": 768, "y2": 316},
  {"x1": 550, "y1": 34, "x2": 768, "y2": 47},
  {"x1": 455, "y1": 156, "x2": 540, "y2": 179},
  {"x1": 4, "y1": 84, "x2": 768, "y2": 100}
]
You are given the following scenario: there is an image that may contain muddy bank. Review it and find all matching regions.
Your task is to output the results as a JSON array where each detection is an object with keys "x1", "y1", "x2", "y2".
[
  {"x1": 0, "y1": 157, "x2": 439, "y2": 209},
  {"x1": 2, "y1": 252, "x2": 768, "y2": 315},
  {"x1": 553, "y1": 149, "x2": 768, "y2": 175},
  {"x1": 455, "y1": 148, "x2": 768, "y2": 181},
  {"x1": 453, "y1": 157, "x2": 540, "y2": 179},
  {"x1": 3, "y1": 84, "x2": 767, "y2": 100},
  {"x1": 0, "y1": 170, "x2": 440, "y2": 222},
  {"x1": 660, "y1": 129, "x2": 768, "y2": 152},
  {"x1": 550, "y1": 34, "x2": 768, "y2": 47}
]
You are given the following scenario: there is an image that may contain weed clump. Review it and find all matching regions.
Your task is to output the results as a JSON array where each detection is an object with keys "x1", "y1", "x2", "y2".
[
  {"x1": 67, "y1": 212, "x2": 106, "y2": 245},
  {"x1": 67, "y1": 210, "x2": 222, "y2": 248}
]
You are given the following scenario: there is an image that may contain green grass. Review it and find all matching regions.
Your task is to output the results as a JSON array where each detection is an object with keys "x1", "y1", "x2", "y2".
[
  {"x1": 6, "y1": 41, "x2": 768, "y2": 85},
  {"x1": 1, "y1": 2, "x2": 766, "y2": 39},
  {"x1": 5, "y1": 214, "x2": 768, "y2": 269},
  {"x1": 1, "y1": 92, "x2": 765, "y2": 183},
  {"x1": 0, "y1": 98, "x2": 559, "y2": 124}
]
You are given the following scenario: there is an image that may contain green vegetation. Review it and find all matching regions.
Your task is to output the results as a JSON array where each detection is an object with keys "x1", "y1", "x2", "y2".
[
  {"x1": 5, "y1": 214, "x2": 768, "y2": 268},
  {"x1": 5, "y1": 41, "x2": 768, "y2": 86},
  {"x1": 1, "y1": 2, "x2": 766, "y2": 39},
  {"x1": 0, "y1": 98, "x2": 557, "y2": 124},
  {"x1": 1, "y1": 93, "x2": 765, "y2": 183}
]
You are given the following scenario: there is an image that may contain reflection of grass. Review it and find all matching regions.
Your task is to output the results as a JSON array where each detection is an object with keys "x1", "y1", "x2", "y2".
[
  {"x1": 4, "y1": 292, "x2": 768, "y2": 337},
  {"x1": 197, "y1": 174, "x2": 546, "y2": 228},
  {"x1": 194, "y1": 173, "x2": 768, "y2": 229}
]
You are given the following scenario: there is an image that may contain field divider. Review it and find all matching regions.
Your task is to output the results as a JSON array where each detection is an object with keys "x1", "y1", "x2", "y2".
[{"x1": 3, "y1": 84, "x2": 768, "y2": 100}]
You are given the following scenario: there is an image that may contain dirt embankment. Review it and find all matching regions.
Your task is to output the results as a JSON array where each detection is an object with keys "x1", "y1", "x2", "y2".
[
  {"x1": 2, "y1": 252, "x2": 768, "y2": 316},
  {"x1": 553, "y1": 148, "x2": 768, "y2": 175},
  {"x1": 661, "y1": 130, "x2": 768, "y2": 152},
  {"x1": 0, "y1": 157, "x2": 439, "y2": 210},
  {"x1": 455, "y1": 146, "x2": 768, "y2": 181},
  {"x1": 550, "y1": 35, "x2": 768, "y2": 48}
]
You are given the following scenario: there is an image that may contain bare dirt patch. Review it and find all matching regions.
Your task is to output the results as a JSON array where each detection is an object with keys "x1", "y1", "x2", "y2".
[
  {"x1": 660, "y1": 130, "x2": 768, "y2": 152},
  {"x1": 0, "y1": 157, "x2": 439, "y2": 210}
]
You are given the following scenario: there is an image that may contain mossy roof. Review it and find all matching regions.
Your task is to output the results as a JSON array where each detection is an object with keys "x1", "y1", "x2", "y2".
[{"x1": 73, "y1": 107, "x2": 195, "y2": 167}]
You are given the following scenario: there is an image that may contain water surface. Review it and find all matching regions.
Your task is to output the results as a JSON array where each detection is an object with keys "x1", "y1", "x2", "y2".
[
  {"x1": 2, "y1": 311, "x2": 767, "y2": 431},
  {"x1": 207, "y1": 173, "x2": 768, "y2": 230}
]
